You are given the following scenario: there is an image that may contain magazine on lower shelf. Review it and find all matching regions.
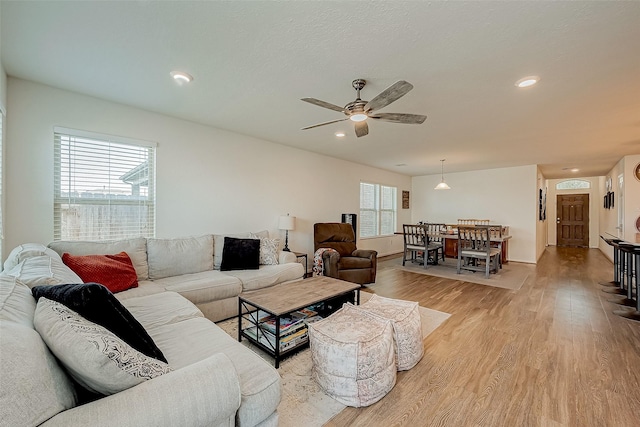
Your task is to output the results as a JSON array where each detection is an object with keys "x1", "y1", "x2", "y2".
[{"x1": 243, "y1": 326, "x2": 309, "y2": 352}]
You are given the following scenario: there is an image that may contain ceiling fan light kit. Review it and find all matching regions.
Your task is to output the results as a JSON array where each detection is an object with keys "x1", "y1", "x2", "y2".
[{"x1": 301, "y1": 78, "x2": 427, "y2": 137}]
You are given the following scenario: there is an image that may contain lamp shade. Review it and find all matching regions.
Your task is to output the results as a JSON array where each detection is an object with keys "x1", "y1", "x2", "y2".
[
  {"x1": 434, "y1": 181, "x2": 451, "y2": 190},
  {"x1": 278, "y1": 215, "x2": 296, "y2": 231}
]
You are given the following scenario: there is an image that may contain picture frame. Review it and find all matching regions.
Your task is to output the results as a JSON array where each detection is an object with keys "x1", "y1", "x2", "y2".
[
  {"x1": 609, "y1": 191, "x2": 614, "y2": 208},
  {"x1": 604, "y1": 194, "x2": 609, "y2": 209},
  {"x1": 402, "y1": 190, "x2": 410, "y2": 209},
  {"x1": 635, "y1": 163, "x2": 640, "y2": 182}
]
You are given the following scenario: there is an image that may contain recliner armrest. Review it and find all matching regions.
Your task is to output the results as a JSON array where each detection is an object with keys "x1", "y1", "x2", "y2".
[
  {"x1": 321, "y1": 251, "x2": 342, "y2": 278},
  {"x1": 352, "y1": 249, "x2": 377, "y2": 260}
]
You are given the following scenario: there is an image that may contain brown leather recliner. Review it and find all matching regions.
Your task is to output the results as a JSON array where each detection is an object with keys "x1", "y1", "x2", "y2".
[{"x1": 313, "y1": 223, "x2": 377, "y2": 285}]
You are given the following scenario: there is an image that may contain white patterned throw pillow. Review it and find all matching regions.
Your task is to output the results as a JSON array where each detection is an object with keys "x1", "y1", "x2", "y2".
[
  {"x1": 249, "y1": 233, "x2": 280, "y2": 265},
  {"x1": 34, "y1": 298, "x2": 172, "y2": 395}
]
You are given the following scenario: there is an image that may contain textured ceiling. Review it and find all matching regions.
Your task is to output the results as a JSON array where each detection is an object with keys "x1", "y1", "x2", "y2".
[{"x1": 2, "y1": 1, "x2": 639, "y2": 178}]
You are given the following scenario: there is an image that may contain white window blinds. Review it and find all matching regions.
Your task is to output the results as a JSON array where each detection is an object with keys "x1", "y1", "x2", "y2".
[
  {"x1": 359, "y1": 182, "x2": 397, "y2": 238},
  {"x1": 53, "y1": 127, "x2": 156, "y2": 241}
]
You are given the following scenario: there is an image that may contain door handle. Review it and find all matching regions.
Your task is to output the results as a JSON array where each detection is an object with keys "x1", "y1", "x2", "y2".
[{"x1": 556, "y1": 218, "x2": 560, "y2": 224}]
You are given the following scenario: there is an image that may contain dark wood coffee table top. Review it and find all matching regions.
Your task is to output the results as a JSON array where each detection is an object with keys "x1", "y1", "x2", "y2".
[{"x1": 239, "y1": 276, "x2": 360, "y2": 316}]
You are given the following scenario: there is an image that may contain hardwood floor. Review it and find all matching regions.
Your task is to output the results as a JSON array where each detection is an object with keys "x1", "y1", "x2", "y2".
[{"x1": 326, "y1": 247, "x2": 640, "y2": 427}]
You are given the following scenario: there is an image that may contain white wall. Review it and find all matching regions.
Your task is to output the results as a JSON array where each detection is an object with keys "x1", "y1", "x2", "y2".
[
  {"x1": 622, "y1": 154, "x2": 640, "y2": 244},
  {"x1": 4, "y1": 78, "x2": 411, "y2": 265},
  {"x1": 536, "y1": 167, "x2": 548, "y2": 261},
  {"x1": 411, "y1": 165, "x2": 538, "y2": 263},
  {"x1": 546, "y1": 176, "x2": 601, "y2": 249},
  {"x1": 597, "y1": 155, "x2": 640, "y2": 262}
]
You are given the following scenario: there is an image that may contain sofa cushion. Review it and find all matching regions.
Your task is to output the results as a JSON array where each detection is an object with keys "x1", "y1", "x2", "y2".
[
  {"x1": 221, "y1": 237, "x2": 260, "y2": 271},
  {"x1": 153, "y1": 270, "x2": 242, "y2": 305},
  {"x1": 34, "y1": 298, "x2": 172, "y2": 396},
  {"x1": 224, "y1": 263, "x2": 304, "y2": 291},
  {"x1": 0, "y1": 275, "x2": 37, "y2": 327},
  {"x1": 32, "y1": 283, "x2": 167, "y2": 363},
  {"x1": 62, "y1": 252, "x2": 138, "y2": 293},
  {"x1": 121, "y1": 291, "x2": 205, "y2": 330},
  {"x1": 5, "y1": 255, "x2": 83, "y2": 288},
  {"x1": 3, "y1": 243, "x2": 63, "y2": 271},
  {"x1": 147, "y1": 235, "x2": 214, "y2": 280},
  {"x1": 0, "y1": 321, "x2": 77, "y2": 426},
  {"x1": 145, "y1": 317, "x2": 280, "y2": 427},
  {"x1": 113, "y1": 280, "x2": 167, "y2": 301},
  {"x1": 48, "y1": 238, "x2": 149, "y2": 281}
]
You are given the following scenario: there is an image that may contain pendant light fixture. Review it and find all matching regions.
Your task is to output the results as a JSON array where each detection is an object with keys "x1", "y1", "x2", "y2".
[{"x1": 434, "y1": 159, "x2": 451, "y2": 190}]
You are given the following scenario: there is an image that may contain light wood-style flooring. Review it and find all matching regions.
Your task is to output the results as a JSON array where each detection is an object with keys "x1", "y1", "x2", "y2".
[{"x1": 326, "y1": 247, "x2": 640, "y2": 427}]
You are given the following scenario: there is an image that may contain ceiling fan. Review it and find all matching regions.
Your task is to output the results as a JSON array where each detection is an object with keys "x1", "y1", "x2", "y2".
[{"x1": 301, "y1": 79, "x2": 427, "y2": 138}]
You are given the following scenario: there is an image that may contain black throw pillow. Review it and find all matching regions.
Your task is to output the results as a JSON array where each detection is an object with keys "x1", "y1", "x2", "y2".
[
  {"x1": 32, "y1": 283, "x2": 167, "y2": 363},
  {"x1": 220, "y1": 237, "x2": 260, "y2": 271}
]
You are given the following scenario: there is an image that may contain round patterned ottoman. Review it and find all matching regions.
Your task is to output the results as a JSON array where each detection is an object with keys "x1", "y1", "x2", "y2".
[
  {"x1": 355, "y1": 294, "x2": 424, "y2": 370},
  {"x1": 308, "y1": 303, "x2": 396, "y2": 407}
]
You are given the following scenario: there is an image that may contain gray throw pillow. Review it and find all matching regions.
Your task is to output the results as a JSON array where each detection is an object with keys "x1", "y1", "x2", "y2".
[{"x1": 34, "y1": 298, "x2": 172, "y2": 395}]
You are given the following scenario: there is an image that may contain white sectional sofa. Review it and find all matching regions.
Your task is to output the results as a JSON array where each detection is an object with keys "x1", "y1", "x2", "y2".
[
  {"x1": 0, "y1": 234, "x2": 304, "y2": 427},
  {"x1": 47, "y1": 232, "x2": 305, "y2": 322}
]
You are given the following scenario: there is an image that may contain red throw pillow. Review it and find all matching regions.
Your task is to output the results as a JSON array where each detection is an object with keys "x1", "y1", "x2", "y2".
[{"x1": 62, "y1": 252, "x2": 138, "y2": 293}]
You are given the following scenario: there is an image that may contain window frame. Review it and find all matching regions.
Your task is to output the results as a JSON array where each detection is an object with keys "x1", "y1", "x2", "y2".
[
  {"x1": 359, "y1": 181, "x2": 397, "y2": 239},
  {"x1": 53, "y1": 127, "x2": 157, "y2": 241}
]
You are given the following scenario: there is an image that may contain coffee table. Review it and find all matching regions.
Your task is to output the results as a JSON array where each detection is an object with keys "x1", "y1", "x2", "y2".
[{"x1": 238, "y1": 276, "x2": 361, "y2": 367}]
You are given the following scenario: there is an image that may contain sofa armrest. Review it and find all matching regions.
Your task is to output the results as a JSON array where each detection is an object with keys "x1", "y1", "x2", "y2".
[
  {"x1": 279, "y1": 251, "x2": 297, "y2": 264},
  {"x1": 41, "y1": 353, "x2": 241, "y2": 427}
]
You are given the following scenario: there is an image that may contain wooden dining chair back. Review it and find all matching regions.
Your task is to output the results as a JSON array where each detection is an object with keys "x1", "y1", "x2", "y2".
[
  {"x1": 402, "y1": 224, "x2": 442, "y2": 269},
  {"x1": 457, "y1": 225, "x2": 501, "y2": 278},
  {"x1": 423, "y1": 223, "x2": 445, "y2": 263}
]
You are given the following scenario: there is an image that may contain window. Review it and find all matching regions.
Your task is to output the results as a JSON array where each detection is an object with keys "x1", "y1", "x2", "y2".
[
  {"x1": 54, "y1": 127, "x2": 156, "y2": 241},
  {"x1": 556, "y1": 179, "x2": 590, "y2": 190},
  {"x1": 359, "y1": 182, "x2": 397, "y2": 238}
]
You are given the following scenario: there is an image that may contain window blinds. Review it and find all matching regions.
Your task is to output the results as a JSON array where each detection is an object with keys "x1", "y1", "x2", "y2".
[
  {"x1": 53, "y1": 127, "x2": 156, "y2": 241},
  {"x1": 359, "y1": 182, "x2": 397, "y2": 238}
]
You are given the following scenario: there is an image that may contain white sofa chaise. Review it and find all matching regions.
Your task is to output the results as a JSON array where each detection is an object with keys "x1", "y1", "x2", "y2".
[{"x1": 0, "y1": 236, "x2": 299, "y2": 427}]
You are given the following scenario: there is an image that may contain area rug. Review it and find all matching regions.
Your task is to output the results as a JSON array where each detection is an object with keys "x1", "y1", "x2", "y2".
[
  {"x1": 380, "y1": 255, "x2": 534, "y2": 290},
  {"x1": 216, "y1": 292, "x2": 450, "y2": 427}
]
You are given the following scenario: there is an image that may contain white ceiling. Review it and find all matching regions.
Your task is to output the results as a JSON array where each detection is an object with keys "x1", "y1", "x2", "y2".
[{"x1": 2, "y1": 1, "x2": 639, "y2": 178}]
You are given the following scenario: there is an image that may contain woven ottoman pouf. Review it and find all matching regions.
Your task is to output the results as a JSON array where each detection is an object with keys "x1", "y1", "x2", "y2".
[
  {"x1": 308, "y1": 303, "x2": 396, "y2": 407},
  {"x1": 354, "y1": 294, "x2": 424, "y2": 370}
]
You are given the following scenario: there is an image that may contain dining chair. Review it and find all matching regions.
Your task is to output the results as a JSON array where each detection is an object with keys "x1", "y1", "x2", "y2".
[
  {"x1": 423, "y1": 223, "x2": 445, "y2": 263},
  {"x1": 402, "y1": 224, "x2": 441, "y2": 269},
  {"x1": 457, "y1": 225, "x2": 501, "y2": 278}
]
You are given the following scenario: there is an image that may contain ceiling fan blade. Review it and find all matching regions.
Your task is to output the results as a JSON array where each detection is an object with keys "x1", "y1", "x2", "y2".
[
  {"x1": 301, "y1": 118, "x2": 349, "y2": 130},
  {"x1": 301, "y1": 98, "x2": 345, "y2": 113},
  {"x1": 354, "y1": 120, "x2": 369, "y2": 138},
  {"x1": 364, "y1": 80, "x2": 413, "y2": 112},
  {"x1": 369, "y1": 112, "x2": 427, "y2": 124}
]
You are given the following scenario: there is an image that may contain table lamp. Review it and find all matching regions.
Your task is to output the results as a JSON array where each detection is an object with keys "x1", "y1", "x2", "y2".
[{"x1": 278, "y1": 214, "x2": 296, "y2": 252}]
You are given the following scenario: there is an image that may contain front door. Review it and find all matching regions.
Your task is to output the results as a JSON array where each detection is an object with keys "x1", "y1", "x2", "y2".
[{"x1": 556, "y1": 194, "x2": 589, "y2": 247}]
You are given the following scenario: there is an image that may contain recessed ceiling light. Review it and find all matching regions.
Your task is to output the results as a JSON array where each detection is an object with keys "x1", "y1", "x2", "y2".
[
  {"x1": 571, "y1": 168, "x2": 579, "y2": 172},
  {"x1": 170, "y1": 71, "x2": 193, "y2": 83},
  {"x1": 335, "y1": 132, "x2": 346, "y2": 138},
  {"x1": 515, "y1": 76, "x2": 540, "y2": 88}
]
